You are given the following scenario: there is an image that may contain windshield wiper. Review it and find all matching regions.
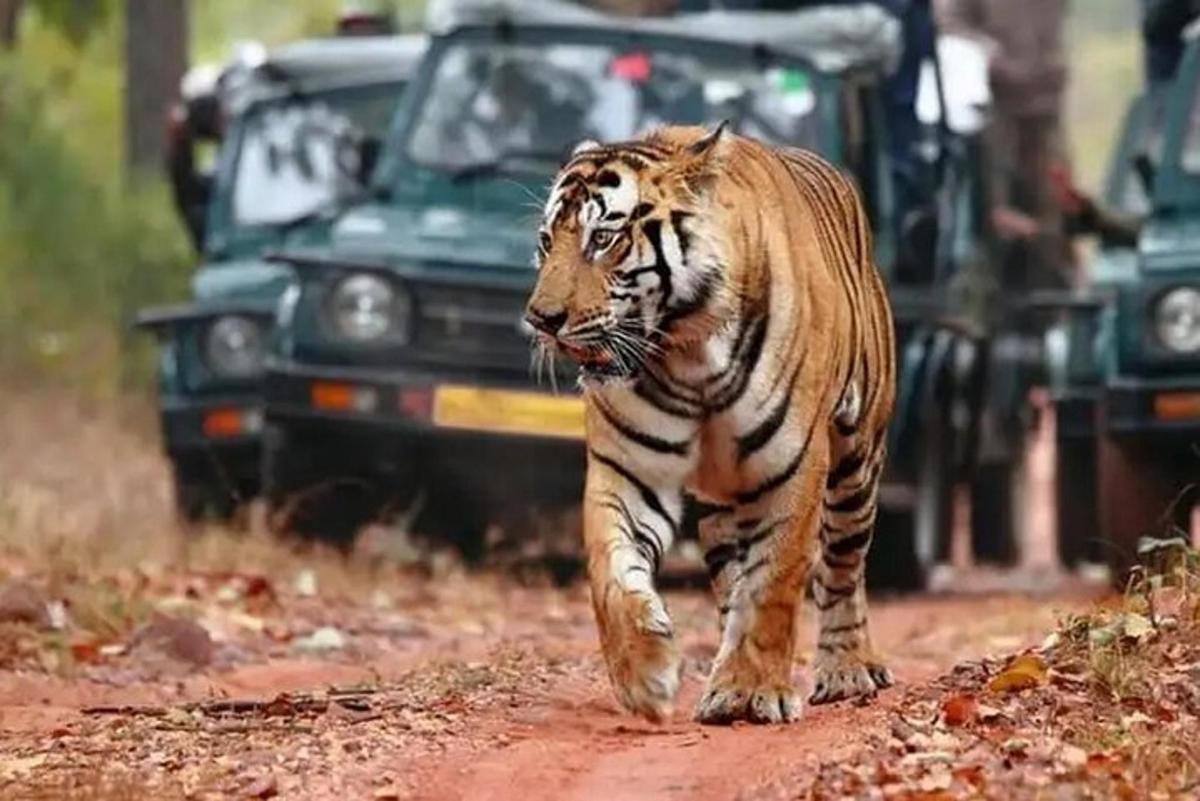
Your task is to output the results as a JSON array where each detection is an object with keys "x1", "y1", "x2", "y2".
[{"x1": 449, "y1": 149, "x2": 563, "y2": 183}]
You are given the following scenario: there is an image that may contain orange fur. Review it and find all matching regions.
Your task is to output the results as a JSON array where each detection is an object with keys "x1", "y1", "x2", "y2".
[{"x1": 528, "y1": 125, "x2": 896, "y2": 724}]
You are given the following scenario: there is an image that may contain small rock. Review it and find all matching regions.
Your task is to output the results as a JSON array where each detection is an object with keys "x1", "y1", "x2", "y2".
[
  {"x1": 244, "y1": 774, "x2": 278, "y2": 799},
  {"x1": 45, "y1": 600, "x2": 68, "y2": 630},
  {"x1": 0, "y1": 579, "x2": 50, "y2": 626},
  {"x1": 293, "y1": 569, "x2": 318, "y2": 598},
  {"x1": 293, "y1": 626, "x2": 346, "y2": 653},
  {"x1": 373, "y1": 789, "x2": 401, "y2": 801},
  {"x1": 132, "y1": 617, "x2": 214, "y2": 666},
  {"x1": 1059, "y1": 744, "x2": 1088, "y2": 768}
]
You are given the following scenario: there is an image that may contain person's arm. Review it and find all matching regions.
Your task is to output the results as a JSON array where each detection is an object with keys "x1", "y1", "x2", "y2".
[
  {"x1": 1069, "y1": 200, "x2": 1143, "y2": 249},
  {"x1": 932, "y1": 0, "x2": 987, "y2": 40}
]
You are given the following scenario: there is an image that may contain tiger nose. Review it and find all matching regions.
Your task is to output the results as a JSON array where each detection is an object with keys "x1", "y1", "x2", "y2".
[{"x1": 524, "y1": 307, "x2": 568, "y2": 336}]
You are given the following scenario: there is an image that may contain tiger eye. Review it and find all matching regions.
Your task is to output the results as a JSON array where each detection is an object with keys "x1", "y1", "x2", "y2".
[{"x1": 591, "y1": 229, "x2": 615, "y2": 248}]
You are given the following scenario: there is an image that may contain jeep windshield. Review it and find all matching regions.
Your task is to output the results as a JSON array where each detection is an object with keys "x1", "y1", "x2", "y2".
[
  {"x1": 404, "y1": 37, "x2": 824, "y2": 176},
  {"x1": 229, "y1": 80, "x2": 401, "y2": 229}
]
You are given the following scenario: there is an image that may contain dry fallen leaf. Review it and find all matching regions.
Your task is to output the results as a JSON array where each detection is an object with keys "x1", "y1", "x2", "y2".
[
  {"x1": 941, "y1": 693, "x2": 978, "y2": 727},
  {"x1": 69, "y1": 639, "x2": 102, "y2": 665},
  {"x1": 0, "y1": 754, "x2": 46, "y2": 781},
  {"x1": 988, "y1": 654, "x2": 1047, "y2": 693},
  {"x1": 1121, "y1": 613, "x2": 1155, "y2": 642}
]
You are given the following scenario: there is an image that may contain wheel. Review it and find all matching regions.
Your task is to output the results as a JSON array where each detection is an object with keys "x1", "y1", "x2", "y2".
[
  {"x1": 411, "y1": 480, "x2": 490, "y2": 564},
  {"x1": 1098, "y1": 435, "x2": 1194, "y2": 587},
  {"x1": 1055, "y1": 433, "x2": 1101, "y2": 568},
  {"x1": 261, "y1": 423, "x2": 384, "y2": 548},
  {"x1": 913, "y1": 416, "x2": 955, "y2": 567},
  {"x1": 170, "y1": 455, "x2": 237, "y2": 524},
  {"x1": 969, "y1": 460, "x2": 1021, "y2": 565},
  {"x1": 867, "y1": 506, "x2": 929, "y2": 594}
]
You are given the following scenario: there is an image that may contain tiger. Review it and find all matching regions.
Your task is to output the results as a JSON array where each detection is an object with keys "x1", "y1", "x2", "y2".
[{"x1": 524, "y1": 123, "x2": 896, "y2": 724}]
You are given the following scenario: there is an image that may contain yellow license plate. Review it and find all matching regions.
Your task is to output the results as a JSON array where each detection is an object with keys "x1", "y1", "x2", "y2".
[{"x1": 432, "y1": 385, "x2": 586, "y2": 440}]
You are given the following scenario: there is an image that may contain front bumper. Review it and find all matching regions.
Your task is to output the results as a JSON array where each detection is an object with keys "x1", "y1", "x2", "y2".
[
  {"x1": 160, "y1": 395, "x2": 264, "y2": 456},
  {"x1": 263, "y1": 361, "x2": 587, "y2": 502},
  {"x1": 1102, "y1": 377, "x2": 1200, "y2": 437}
]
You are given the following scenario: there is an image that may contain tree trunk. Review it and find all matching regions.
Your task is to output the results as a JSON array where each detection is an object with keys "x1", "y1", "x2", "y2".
[
  {"x1": 123, "y1": 0, "x2": 187, "y2": 173},
  {"x1": 0, "y1": 0, "x2": 21, "y2": 49}
]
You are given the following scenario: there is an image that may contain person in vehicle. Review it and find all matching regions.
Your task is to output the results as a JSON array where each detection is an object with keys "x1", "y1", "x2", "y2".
[
  {"x1": 676, "y1": 0, "x2": 934, "y2": 216},
  {"x1": 934, "y1": 0, "x2": 1072, "y2": 289},
  {"x1": 1143, "y1": 0, "x2": 1200, "y2": 86},
  {"x1": 451, "y1": 55, "x2": 593, "y2": 162}
]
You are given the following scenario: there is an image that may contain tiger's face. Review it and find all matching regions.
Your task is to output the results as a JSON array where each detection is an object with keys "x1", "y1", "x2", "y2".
[{"x1": 525, "y1": 125, "x2": 728, "y2": 383}]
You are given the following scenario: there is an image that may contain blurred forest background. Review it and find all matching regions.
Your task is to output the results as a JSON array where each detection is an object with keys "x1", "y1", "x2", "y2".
[{"x1": 0, "y1": 0, "x2": 1140, "y2": 398}]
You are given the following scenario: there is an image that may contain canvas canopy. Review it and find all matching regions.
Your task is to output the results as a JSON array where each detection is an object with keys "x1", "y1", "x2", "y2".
[{"x1": 425, "y1": 0, "x2": 903, "y2": 75}]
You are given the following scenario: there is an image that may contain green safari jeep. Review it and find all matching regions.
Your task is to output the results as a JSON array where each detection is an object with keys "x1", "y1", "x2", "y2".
[
  {"x1": 135, "y1": 35, "x2": 425, "y2": 523},
  {"x1": 261, "y1": 3, "x2": 919, "y2": 552},
  {"x1": 1051, "y1": 32, "x2": 1200, "y2": 581}
]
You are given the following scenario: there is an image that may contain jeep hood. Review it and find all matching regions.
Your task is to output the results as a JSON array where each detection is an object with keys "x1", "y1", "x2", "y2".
[
  {"x1": 328, "y1": 201, "x2": 536, "y2": 271},
  {"x1": 1139, "y1": 217, "x2": 1200, "y2": 273},
  {"x1": 190, "y1": 258, "x2": 294, "y2": 308}
]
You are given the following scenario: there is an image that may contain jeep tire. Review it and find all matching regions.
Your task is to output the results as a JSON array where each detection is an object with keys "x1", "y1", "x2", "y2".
[
  {"x1": 1055, "y1": 432, "x2": 1101, "y2": 568},
  {"x1": 170, "y1": 454, "x2": 239, "y2": 524},
  {"x1": 969, "y1": 460, "x2": 1021, "y2": 566},
  {"x1": 261, "y1": 422, "x2": 386, "y2": 548},
  {"x1": 1098, "y1": 435, "x2": 1195, "y2": 587}
]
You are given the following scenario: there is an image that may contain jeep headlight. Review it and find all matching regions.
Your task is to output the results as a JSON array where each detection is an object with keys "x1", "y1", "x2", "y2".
[
  {"x1": 204, "y1": 315, "x2": 265, "y2": 378},
  {"x1": 1154, "y1": 286, "x2": 1200, "y2": 353},
  {"x1": 327, "y1": 272, "x2": 409, "y2": 343}
]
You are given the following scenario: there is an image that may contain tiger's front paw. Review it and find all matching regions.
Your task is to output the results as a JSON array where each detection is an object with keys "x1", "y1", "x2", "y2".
[
  {"x1": 809, "y1": 651, "x2": 892, "y2": 705},
  {"x1": 694, "y1": 656, "x2": 801, "y2": 725},
  {"x1": 597, "y1": 588, "x2": 681, "y2": 722}
]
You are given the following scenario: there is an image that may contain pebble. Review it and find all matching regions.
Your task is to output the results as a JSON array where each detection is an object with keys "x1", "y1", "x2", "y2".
[
  {"x1": 132, "y1": 617, "x2": 214, "y2": 666},
  {"x1": 0, "y1": 579, "x2": 50, "y2": 626},
  {"x1": 293, "y1": 626, "x2": 346, "y2": 653},
  {"x1": 244, "y1": 774, "x2": 278, "y2": 799}
]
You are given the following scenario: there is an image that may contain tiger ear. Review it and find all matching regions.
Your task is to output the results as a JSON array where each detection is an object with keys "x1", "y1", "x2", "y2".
[
  {"x1": 572, "y1": 139, "x2": 601, "y2": 157},
  {"x1": 687, "y1": 120, "x2": 730, "y2": 160},
  {"x1": 679, "y1": 121, "x2": 729, "y2": 198}
]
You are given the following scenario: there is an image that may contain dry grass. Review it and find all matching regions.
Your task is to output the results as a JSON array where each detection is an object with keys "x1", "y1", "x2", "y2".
[{"x1": 0, "y1": 389, "x2": 446, "y2": 605}]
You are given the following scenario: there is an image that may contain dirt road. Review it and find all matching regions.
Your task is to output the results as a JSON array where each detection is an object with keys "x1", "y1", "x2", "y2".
[
  {"x1": 0, "y1": 566, "x2": 1103, "y2": 800},
  {"x1": 1, "y1": 390, "x2": 1133, "y2": 800}
]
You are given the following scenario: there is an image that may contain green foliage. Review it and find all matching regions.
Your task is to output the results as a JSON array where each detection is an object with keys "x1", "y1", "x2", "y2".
[
  {"x1": 0, "y1": 12, "x2": 192, "y2": 395},
  {"x1": 25, "y1": 0, "x2": 119, "y2": 46}
]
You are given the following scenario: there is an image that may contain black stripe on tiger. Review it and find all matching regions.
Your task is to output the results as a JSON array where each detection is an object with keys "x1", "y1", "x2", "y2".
[
  {"x1": 633, "y1": 377, "x2": 704, "y2": 419},
  {"x1": 735, "y1": 406, "x2": 818, "y2": 506},
  {"x1": 590, "y1": 449, "x2": 677, "y2": 535},
  {"x1": 597, "y1": 492, "x2": 663, "y2": 572},
  {"x1": 661, "y1": 271, "x2": 716, "y2": 333},
  {"x1": 736, "y1": 363, "x2": 800, "y2": 462},
  {"x1": 702, "y1": 518, "x2": 784, "y2": 580},
  {"x1": 641, "y1": 219, "x2": 674, "y2": 308},
  {"x1": 595, "y1": 398, "x2": 690, "y2": 456},
  {"x1": 826, "y1": 449, "x2": 867, "y2": 489},
  {"x1": 709, "y1": 312, "x2": 769, "y2": 412},
  {"x1": 825, "y1": 529, "x2": 872, "y2": 558}
]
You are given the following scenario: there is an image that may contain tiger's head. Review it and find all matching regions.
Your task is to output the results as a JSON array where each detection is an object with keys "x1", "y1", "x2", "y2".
[{"x1": 524, "y1": 123, "x2": 732, "y2": 383}]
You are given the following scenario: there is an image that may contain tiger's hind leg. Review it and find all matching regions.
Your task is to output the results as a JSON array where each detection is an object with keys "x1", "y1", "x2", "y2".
[{"x1": 810, "y1": 429, "x2": 892, "y2": 705}]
